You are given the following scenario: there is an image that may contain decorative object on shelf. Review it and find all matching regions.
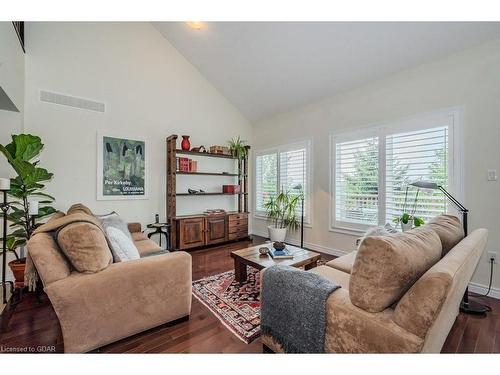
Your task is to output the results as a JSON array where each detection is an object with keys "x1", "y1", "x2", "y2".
[
  {"x1": 190, "y1": 145, "x2": 206, "y2": 153},
  {"x1": 227, "y1": 136, "x2": 248, "y2": 160},
  {"x1": 181, "y1": 135, "x2": 191, "y2": 151},
  {"x1": 188, "y1": 188, "x2": 205, "y2": 194},
  {"x1": 0, "y1": 134, "x2": 57, "y2": 300},
  {"x1": 222, "y1": 184, "x2": 241, "y2": 194},
  {"x1": 264, "y1": 191, "x2": 300, "y2": 242},
  {"x1": 97, "y1": 132, "x2": 147, "y2": 200},
  {"x1": 155, "y1": 213, "x2": 160, "y2": 223},
  {"x1": 393, "y1": 186, "x2": 425, "y2": 232},
  {"x1": 409, "y1": 180, "x2": 487, "y2": 316},
  {"x1": 176, "y1": 157, "x2": 197, "y2": 172},
  {"x1": 259, "y1": 247, "x2": 269, "y2": 255},
  {"x1": 146, "y1": 222, "x2": 171, "y2": 250},
  {"x1": 209, "y1": 145, "x2": 230, "y2": 155}
]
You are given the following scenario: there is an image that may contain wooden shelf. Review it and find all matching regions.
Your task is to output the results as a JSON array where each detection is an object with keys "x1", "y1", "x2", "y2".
[
  {"x1": 176, "y1": 171, "x2": 239, "y2": 177},
  {"x1": 176, "y1": 192, "x2": 248, "y2": 196},
  {"x1": 176, "y1": 149, "x2": 236, "y2": 159}
]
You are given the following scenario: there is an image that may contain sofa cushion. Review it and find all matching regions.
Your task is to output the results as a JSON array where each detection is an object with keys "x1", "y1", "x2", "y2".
[
  {"x1": 131, "y1": 231, "x2": 148, "y2": 242},
  {"x1": 326, "y1": 251, "x2": 357, "y2": 274},
  {"x1": 310, "y1": 265, "x2": 351, "y2": 289},
  {"x1": 106, "y1": 227, "x2": 141, "y2": 262},
  {"x1": 67, "y1": 203, "x2": 93, "y2": 216},
  {"x1": 427, "y1": 214, "x2": 464, "y2": 256},
  {"x1": 56, "y1": 222, "x2": 113, "y2": 273},
  {"x1": 349, "y1": 226, "x2": 442, "y2": 312},
  {"x1": 135, "y1": 238, "x2": 162, "y2": 257}
]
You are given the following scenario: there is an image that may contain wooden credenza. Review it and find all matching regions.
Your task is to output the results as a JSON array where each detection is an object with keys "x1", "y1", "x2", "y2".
[{"x1": 172, "y1": 212, "x2": 249, "y2": 251}]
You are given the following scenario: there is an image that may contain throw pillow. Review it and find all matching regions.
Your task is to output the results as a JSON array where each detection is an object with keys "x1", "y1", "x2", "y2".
[
  {"x1": 427, "y1": 214, "x2": 464, "y2": 256},
  {"x1": 96, "y1": 211, "x2": 132, "y2": 240},
  {"x1": 349, "y1": 226, "x2": 442, "y2": 312},
  {"x1": 106, "y1": 226, "x2": 141, "y2": 262},
  {"x1": 56, "y1": 222, "x2": 113, "y2": 273}
]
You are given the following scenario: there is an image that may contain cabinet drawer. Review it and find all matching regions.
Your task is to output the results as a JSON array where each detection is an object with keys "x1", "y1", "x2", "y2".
[
  {"x1": 228, "y1": 231, "x2": 248, "y2": 240},
  {"x1": 228, "y1": 213, "x2": 248, "y2": 222},
  {"x1": 228, "y1": 219, "x2": 248, "y2": 230}
]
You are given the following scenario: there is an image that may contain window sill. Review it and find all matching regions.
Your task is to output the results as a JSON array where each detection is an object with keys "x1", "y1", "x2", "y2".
[
  {"x1": 253, "y1": 214, "x2": 312, "y2": 229},
  {"x1": 328, "y1": 226, "x2": 366, "y2": 237}
]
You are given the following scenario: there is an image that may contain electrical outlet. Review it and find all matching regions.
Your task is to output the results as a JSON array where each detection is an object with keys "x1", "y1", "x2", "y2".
[{"x1": 487, "y1": 251, "x2": 497, "y2": 264}]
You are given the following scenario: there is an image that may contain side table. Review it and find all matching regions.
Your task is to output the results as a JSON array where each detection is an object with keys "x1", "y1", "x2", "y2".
[{"x1": 146, "y1": 223, "x2": 171, "y2": 250}]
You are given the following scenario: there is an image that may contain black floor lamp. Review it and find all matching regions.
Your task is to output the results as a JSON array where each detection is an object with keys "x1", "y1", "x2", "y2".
[
  {"x1": 1, "y1": 179, "x2": 13, "y2": 305},
  {"x1": 409, "y1": 180, "x2": 488, "y2": 315},
  {"x1": 293, "y1": 184, "x2": 304, "y2": 248}
]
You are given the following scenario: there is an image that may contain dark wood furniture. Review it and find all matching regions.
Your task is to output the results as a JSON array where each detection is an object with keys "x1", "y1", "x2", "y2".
[
  {"x1": 166, "y1": 135, "x2": 250, "y2": 251},
  {"x1": 230, "y1": 244, "x2": 321, "y2": 282}
]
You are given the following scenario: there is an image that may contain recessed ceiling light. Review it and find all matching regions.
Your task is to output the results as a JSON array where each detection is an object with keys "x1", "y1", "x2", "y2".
[{"x1": 186, "y1": 22, "x2": 204, "y2": 30}]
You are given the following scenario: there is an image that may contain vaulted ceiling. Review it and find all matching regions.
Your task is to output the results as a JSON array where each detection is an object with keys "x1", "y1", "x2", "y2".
[{"x1": 154, "y1": 22, "x2": 500, "y2": 122}]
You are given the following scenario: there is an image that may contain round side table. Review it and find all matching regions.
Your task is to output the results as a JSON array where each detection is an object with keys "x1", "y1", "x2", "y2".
[{"x1": 146, "y1": 223, "x2": 171, "y2": 250}]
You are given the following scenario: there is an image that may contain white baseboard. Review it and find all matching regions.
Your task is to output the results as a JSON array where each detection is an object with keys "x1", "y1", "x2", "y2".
[
  {"x1": 251, "y1": 230, "x2": 348, "y2": 257},
  {"x1": 468, "y1": 282, "x2": 500, "y2": 300}
]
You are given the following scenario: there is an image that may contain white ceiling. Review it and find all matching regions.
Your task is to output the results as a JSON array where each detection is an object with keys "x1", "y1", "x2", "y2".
[{"x1": 154, "y1": 22, "x2": 500, "y2": 122}]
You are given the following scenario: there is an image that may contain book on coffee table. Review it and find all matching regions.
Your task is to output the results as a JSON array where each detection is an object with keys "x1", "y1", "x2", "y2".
[{"x1": 269, "y1": 247, "x2": 294, "y2": 259}]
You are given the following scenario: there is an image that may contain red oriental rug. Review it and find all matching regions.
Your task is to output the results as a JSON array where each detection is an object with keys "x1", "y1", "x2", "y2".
[{"x1": 192, "y1": 267, "x2": 261, "y2": 344}]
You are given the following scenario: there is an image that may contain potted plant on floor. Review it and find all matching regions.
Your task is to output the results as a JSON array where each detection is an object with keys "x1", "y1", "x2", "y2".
[
  {"x1": 263, "y1": 190, "x2": 300, "y2": 242},
  {"x1": 0, "y1": 134, "x2": 56, "y2": 286},
  {"x1": 393, "y1": 186, "x2": 424, "y2": 231}
]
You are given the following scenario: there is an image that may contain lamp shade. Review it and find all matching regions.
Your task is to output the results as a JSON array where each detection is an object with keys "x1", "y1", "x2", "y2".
[{"x1": 409, "y1": 180, "x2": 439, "y2": 190}]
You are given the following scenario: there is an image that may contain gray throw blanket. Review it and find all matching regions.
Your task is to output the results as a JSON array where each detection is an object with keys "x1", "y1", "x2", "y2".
[{"x1": 261, "y1": 264, "x2": 340, "y2": 353}]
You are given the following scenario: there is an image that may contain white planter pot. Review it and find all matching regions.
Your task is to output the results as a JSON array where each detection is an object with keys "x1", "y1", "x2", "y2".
[
  {"x1": 401, "y1": 221, "x2": 413, "y2": 232},
  {"x1": 268, "y1": 226, "x2": 287, "y2": 242}
]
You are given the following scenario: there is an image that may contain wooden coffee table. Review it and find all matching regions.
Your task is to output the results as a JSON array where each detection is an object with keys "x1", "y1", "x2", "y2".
[{"x1": 230, "y1": 243, "x2": 321, "y2": 282}]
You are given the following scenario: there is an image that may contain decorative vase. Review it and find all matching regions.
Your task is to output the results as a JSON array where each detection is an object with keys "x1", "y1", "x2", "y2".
[
  {"x1": 181, "y1": 135, "x2": 191, "y2": 151},
  {"x1": 8, "y1": 257, "x2": 26, "y2": 286},
  {"x1": 401, "y1": 221, "x2": 413, "y2": 232},
  {"x1": 268, "y1": 226, "x2": 287, "y2": 242}
]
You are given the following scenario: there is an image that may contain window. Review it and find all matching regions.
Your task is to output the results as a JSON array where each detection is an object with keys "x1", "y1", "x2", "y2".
[
  {"x1": 255, "y1": 140, "x2": 311, "y2": 222},
  {"x1": 332, "y1": 110, "x2": 460, "y2": 232}
]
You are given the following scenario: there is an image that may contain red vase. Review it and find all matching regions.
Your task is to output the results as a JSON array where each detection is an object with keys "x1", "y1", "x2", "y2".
[{"x1": 181, "y1": 135, "x2": 191, "y2": 151}]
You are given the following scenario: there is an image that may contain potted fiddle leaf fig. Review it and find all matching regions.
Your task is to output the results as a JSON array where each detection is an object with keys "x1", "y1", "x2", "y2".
[
  {"x1": 0, "y1": 134, "x2": 56, "y2": 286},
  {"x1": 263, "y1": 190, "x2": 300, "y2": 242}
]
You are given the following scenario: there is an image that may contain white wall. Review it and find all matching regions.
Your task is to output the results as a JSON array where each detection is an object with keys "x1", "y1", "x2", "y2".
[
  {"x1": 24, "y1": 22, "x2": 252, "y2": 226},
  {"x1": 252, "y1": 38, "x2": 500, "y2": 293}
]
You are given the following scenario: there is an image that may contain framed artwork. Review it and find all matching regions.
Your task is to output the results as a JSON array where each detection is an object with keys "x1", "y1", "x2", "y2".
[{"x1": 97, "y1": 131, "x2": 148, "y2": 200}]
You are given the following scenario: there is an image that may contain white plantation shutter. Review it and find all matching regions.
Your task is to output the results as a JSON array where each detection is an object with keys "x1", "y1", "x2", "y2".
[
  {"x1": 335, "y1": 137, "x2": 379, "y2": 227},
  {"x1": 386, "y1": 126, "x2": 448, "y2": 224},
  {"x1": 279, "y1": 146, "x2": 308, "y2": 219},
  {"x1": 255, "y1": 152, "x2": 278, "y2": 212},
  {"x1": 255, "y1": 141, "x2": 311, "y2": 221}
]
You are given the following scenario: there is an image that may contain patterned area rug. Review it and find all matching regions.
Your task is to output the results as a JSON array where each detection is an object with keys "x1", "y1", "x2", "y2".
[{"x1": 192, "y1": 267, "x2": 261, "y2": 343}]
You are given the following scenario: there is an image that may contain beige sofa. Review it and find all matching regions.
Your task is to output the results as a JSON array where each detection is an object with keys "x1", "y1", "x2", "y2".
[
  {"x1": 261, "y1": 215, "x2": 488, "y2": 353},
  {"x1": 28, "y1": 222, "x2": 192, "y2": 353}
]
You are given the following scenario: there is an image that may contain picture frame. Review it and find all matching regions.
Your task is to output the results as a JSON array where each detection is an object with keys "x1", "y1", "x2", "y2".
[{"x1": 97, "y1": 131, "x2": 148, "y2": 200}]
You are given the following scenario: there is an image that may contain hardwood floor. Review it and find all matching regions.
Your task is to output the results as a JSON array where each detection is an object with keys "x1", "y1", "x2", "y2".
[{"x1": 0, "y1": 236, "x2": 499, "y2": 353}]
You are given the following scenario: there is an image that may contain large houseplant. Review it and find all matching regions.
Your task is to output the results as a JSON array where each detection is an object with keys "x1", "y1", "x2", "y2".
[
  {"x1": 263, "y1": 190, "x2": 300, "y2": 242},
  {"x1": 0, "y1": 134, "x2": 56, "y2": 284}
]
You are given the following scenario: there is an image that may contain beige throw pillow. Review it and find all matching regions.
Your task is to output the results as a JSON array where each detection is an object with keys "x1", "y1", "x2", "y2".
[
  {"x1": 349, "y1": 226, "x2": 442, "y2": 312},
  {"x1": 56, "y1": 222, "x2": 113, "y2": 273},
  {"x1": 427, "y1": 214, "x2": 464, "y2": 256}
]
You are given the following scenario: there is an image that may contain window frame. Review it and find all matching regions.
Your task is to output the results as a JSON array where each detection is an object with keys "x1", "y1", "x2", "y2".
[
  {"x1": 254, "y1": 139, "x2": 313, "y2": 226},
  {"x1": 329, "y1": 108, "x2": 463, "y2": 235}
]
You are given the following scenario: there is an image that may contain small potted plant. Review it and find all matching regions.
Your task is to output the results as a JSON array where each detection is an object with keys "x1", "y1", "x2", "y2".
[
  {"x1": 393, "y1": 187, "x2": 424, "y2": 231},
  {"x1": 263, "y1": 190, "x2": 300, "y2": 242},
  {"x1": 227, "y1": 136, "x2": 248, "y2": 160},
  {"x1": 0, "y1": 134, "x2": 56, "y2": 286}
]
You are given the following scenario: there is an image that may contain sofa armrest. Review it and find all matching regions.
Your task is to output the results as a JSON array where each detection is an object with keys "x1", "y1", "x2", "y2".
[
  {"x1": 324, "y1": 288, "x2": 423, "y2": 353},
  {"x1": 127, "y1": 222, "x2": 142, "y2": 233},
  {"x1": 45, "y1": 252, "x2": 192, "y2": 353}
]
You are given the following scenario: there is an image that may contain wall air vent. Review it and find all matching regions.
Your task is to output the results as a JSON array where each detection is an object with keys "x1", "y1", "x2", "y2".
[{"x1": 40, "y1": 90, "x2": 105, "y2": 113}]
